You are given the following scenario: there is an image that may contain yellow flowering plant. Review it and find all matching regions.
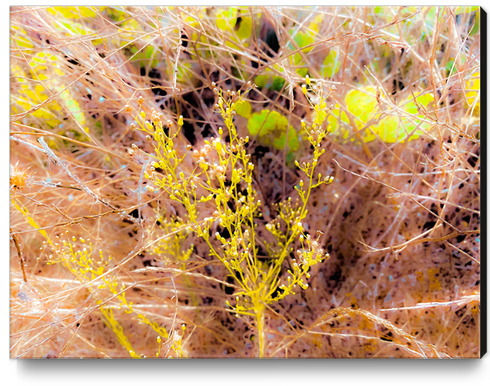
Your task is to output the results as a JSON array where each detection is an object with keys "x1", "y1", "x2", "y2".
[{"x1": 133, "y1": 81, "x2": 334, "y2": 357}]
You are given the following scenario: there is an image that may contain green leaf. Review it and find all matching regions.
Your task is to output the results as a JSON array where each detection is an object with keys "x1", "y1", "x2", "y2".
[
  {"x1": 176, "y1": 62, "x2": 193, "y2": 81},
  {"x1": 236, "y1": 16, "x2": 252, "y2": 40},
  {"x1": 273, "y1": 129, "x2": 299, "y2": 151},
  {"x1": 404, "y1": 93, "x2": 434, "y2": 116},
  {"x1": 445, "y1": 59, "x2": 455, "y2": 77},
  {"x1": 273, "y1": 132, "x2": 287, "y2": 149},
  {"x1": 59, "y1": 20, "x2": 89, "y2": 36},
  {"x1": 340, "y1": 87, "x2": 435, "y2": 143},
  {"x1": 247, "y1": 110, "x2": 299, "y2": 151},
  {"x1": 291, "y1": 53, "x2": 309, "y2": 77},
  {"x1": 293, "y1": 31, "x2": 314, "y2": 52},
  {"x1": 216, "y1": 7, "x2": 238, "y2": 31},
  {"x1": 106, "y1": 7, "x2": 127, "y2": 22},
  {"x1": 469, "y1": 8, "x2": 480, "y2": 36},
  {"x1": 143, "y1": 45, "x2": 158, "y2": 68},
  {"x1": 326, "y1": 105, "x2": 350, "y2": 139},
  {"x1": 370, "y1": 115, "x2": 401, "y2": 143},
  {"x1": 424, "y1": 7, "x2": 438, "y2": 28},
  {"x1": 254, "y1": 75, "x2": 269, "y2": 89},
  {"x1": 248, "y1": 110, "x2": 282, "y2": 136},
  {"x1": 296, "y1": 68, "x2": 308, "y2": 77},
  {"x1": 321, "y1": 49, "x2": 340, "y2": 78},
  {"x1": 48, "y1": 6, "x2": 97, "y2": 19},
  {"x1": 454, "y1": 7, "x2": 480, "y2": 36},
  {"x1": 308, "y1": 15, "x2": 324, "y2": 34},
  {"x1": 235, "y1": 100, "x2": 252, "y2": 118},
  {"x1": 344, "y1": 87, "x2": 377, "y2": 126},
  {"x1": 271, "y1": 76, "x2": 286, "y2": 91},
  {"x1": 371, "y1": 92, "x2": 434, "y2": 143}
]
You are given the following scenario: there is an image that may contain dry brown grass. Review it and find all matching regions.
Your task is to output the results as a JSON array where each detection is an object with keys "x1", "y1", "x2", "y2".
[{"x1": 10, "y1": 6, "x2": 480, "y2": 358}]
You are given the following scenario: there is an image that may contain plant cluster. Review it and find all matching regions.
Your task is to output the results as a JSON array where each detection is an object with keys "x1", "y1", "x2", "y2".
[{"x1": 132, "y1": 81, "x2": 334, "y2": 356}]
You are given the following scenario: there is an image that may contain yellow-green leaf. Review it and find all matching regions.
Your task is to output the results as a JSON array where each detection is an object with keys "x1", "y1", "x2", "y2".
[
  {"x1": 293, "y1": 31, "x2": 314, "y2": 52},
  {"x1": 48, "y1": 6, "x2": 97, "y2": 19},
  {"x1": 344, "y1": 87, "x2": 377, "y2": 127},
  {"x1": 308, "y1": 15, "x2": 324, "y2": 34},
  {"x1": 236, "y1": 16, "x2": 252, "y2": 40},
  {"x1": 321, "y1": 49, "x2": 340, "y2": 78},
  {"x1": 465, "y1": 72, "x2": 480, "y2": 115},
  {"x1": 235, "y1": 100, "x2": 252, "y2": 118},
  {"x1": 254, "y1": 75, "x2": 269, "y2": 89},
  {"x1": 248, "y1": 110, "x2": 283, "y2": 136},
  {"x1": 247, "y1": 110, "x2": 299, "y2": 151},
  {"x1": 326, "y1": 105, "x2": 350, "y2": 139},
  {"x1": 273, "y1": 129, "x2": 300, "y2": 151},
  {"x1": 216, "y1": 7, "x2": 238, "y2": 31}
]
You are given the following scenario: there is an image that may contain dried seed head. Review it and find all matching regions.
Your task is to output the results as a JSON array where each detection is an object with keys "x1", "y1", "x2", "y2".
[{"x1": 10, "y1": 163, "x2": 29, "y2": 190}]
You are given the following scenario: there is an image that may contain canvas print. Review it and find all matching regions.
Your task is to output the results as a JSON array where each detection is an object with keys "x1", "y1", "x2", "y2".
[{"x1": 10, "y1": 6, "x2": 482, "y2": 358}]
